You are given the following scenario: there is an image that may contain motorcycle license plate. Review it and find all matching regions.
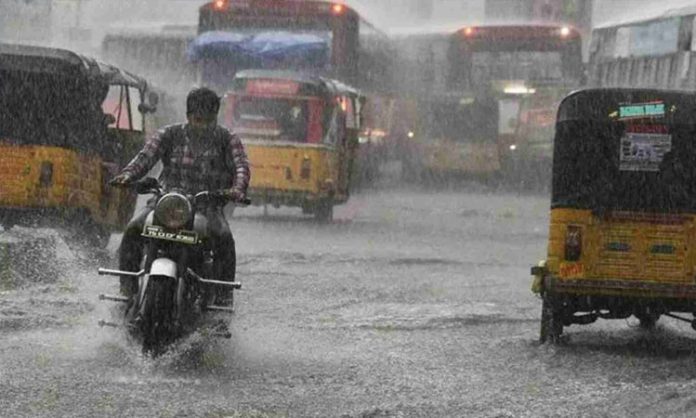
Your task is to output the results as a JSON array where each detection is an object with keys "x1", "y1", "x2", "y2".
[{"x1": 142, "y1": 225, "x2": 198, "y2": 245}]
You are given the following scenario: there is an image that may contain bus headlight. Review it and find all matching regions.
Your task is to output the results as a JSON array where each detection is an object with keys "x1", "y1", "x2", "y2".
[{"x1": 154, "y1": 193, "x2": 192, "y2": 230}]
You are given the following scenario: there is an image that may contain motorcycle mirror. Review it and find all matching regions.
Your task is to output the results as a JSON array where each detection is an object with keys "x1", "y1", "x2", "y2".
[
  {"x1": 148, "y1": 91, "x2": 159, "y2": 107},
  {"x1": 103, "y1": 113, "x2": 116, "y2": 126}
]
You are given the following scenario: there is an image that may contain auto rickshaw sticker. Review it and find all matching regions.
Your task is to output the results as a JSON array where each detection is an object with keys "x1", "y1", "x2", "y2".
[
  {"x1": 619, "y1": 132, "x2": 672, "y2": 172},
  {"x1": 650, "y1": 244, "x2": 676, "y2": 255},
  {"x1": 606, "y1": 242, "x2": 631, "y2": 252},
  {"x1": 617, "y1": 101, "x2": 666, "y2": 120},
  {"x1": 559, "y1": 262, "x2": 584, "y2": 278}
]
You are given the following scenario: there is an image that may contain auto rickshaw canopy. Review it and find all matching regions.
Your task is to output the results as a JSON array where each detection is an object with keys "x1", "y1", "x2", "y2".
[
  {"x1": 0, "y1": 43, "x2": 148, "y2": 90},
  {"x1": 552, "y1": 88, "x2": 696, "y2": 212},
  {"x1": 0, "y1": 43, "x2": 150, "y2": 152}
]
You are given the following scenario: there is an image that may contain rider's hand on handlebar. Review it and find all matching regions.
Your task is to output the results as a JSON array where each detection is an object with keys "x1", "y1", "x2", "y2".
[
  {"x1": 215, "y1": 188, "x2": 247, "y2": 203},
  {"x1": 109, "y1": 173, "x2": 133, "y2": 187}
]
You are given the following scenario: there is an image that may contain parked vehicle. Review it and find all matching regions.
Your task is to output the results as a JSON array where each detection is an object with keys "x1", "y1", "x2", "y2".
[
  {"x1": 0, "y1": 43, "x2": 157, "y2": 244},
  {"x1": 532, "y1": 88, "x2": 696, "y2": 343}
]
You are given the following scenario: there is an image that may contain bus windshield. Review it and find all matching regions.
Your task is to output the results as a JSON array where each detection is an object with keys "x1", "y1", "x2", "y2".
[
  {"x1": 472, "y1": 51, "x2": 563, "y2": 83},
  {"x1": 449, "y1": 26, "x2": 583, "y2": 90},
  {"x1": 198, "y1": 1, "x2": 360, "y2": 85}
]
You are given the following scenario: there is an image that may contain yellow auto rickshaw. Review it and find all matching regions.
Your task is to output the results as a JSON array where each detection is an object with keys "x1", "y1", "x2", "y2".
[
  {"x1": 222, "y1": 70, "x2": 363, "y2": 222},
  {"x1": 0, "y1": 43, "x2": 157, "y2": 244},
  {"x1": 532, "y1": 88, "x2": 696, "y2": 343}
]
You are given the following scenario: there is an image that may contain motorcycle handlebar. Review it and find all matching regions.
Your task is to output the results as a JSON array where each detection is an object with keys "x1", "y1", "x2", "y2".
[
  {"x1": 198, "y1": 190, "x2": 251, "y2": 206},
  {"x1": 111, "y1": 177, "x2": 251, "y2": 205}
]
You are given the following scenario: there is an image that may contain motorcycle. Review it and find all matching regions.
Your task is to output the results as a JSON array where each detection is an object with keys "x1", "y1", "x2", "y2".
[{"x1": 97, "y1": 177, "x2": 250, "y2": 355}]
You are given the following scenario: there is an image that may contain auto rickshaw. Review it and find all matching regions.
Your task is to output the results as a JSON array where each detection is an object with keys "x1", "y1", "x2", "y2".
[
  {"x1": 0, "y1": 43, "x2": 157, "y2": 243},
  {"x1": 532, "y1": 88, "x2": 696, "y2": 343},
  {"x1": 222, "y1": 70, "x2": 363, "y2": 222}
]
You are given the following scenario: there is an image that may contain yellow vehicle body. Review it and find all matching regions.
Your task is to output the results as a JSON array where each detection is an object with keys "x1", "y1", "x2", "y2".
[
  {"x1": 0, "y1": 43, "x2": 154, "y2": 241},
  {"x1": 0, "y1": 144, "x2": 131, "y2": 228},
  {"x1": 534, "y1": 88, "x2": 696, "y2": 343},
  {"x1": 539, "y1": 208, "x2": 696, "y2": 299},
  {"x1": 422, "y1": 139, "x2": 501, "y2": 175},
  {"x1": 245, "y1": 141, "x2": 347, "y2": 206},
  {"x1": 224, "y1": 70, "x2": 363, "y2": 221}
]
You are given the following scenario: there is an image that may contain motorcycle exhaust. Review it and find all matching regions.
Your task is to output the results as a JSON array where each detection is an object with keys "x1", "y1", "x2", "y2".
[
  {"x1": 99, "y1": 294, "x2": 129, "y2": 303},
  {"x1": 186, "y1": 268, "x2": 242, "y2": 289},
  {"x1": 205, "y1": 305, "x2": 235, "y2": 313},
  {"x1": 98, "y1": 268, "x2": 145, "y2": 278}
]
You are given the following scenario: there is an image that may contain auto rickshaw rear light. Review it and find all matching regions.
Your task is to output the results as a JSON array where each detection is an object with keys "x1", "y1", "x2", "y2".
[
  {"x1": 565, "y1": 225, "x2": 582, "y2": 261},
  {"x1": 214, "y1": 0, "x2": 226, "y2": 10},
  {"x1": 39, "y1": 161, "x2": 53, "y2": 187},
  {"x1": 300, "y1": 158, "x2": 311, "y2": 180}
]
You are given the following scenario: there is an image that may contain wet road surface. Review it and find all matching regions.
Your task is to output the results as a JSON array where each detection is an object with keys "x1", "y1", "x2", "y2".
[{"x1": 3, "y1": 188, "x2": 696, "y2": 417}]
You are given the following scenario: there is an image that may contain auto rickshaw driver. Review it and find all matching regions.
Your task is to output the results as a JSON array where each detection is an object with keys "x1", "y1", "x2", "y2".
[{"x1": 110, "y1": 87, "x2": 251, "y2": 305}]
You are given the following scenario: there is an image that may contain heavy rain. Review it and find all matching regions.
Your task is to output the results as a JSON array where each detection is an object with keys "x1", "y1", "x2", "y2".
[{"x1": 4, "y1": 0, "x2": 696, "y2": 417}]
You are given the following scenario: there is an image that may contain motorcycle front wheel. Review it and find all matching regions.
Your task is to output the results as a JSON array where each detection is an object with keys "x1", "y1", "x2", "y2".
[{"x1": 140, "y1": 276, "x2": 176, "y2": 356}]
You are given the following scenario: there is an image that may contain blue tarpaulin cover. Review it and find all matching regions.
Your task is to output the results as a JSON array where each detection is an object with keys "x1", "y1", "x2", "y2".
[{"x1": 187, "y1": 31, "x2": 330, "y2": 69}]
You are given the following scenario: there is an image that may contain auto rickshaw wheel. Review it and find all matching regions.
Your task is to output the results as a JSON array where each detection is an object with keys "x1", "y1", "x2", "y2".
[
  {"x1": 314, "y1": 201, "x2": 334, "y2": 223},
  {"x1": 540, "y1": 295, "x2": 563, "y2": 344},
  {"x1": 635, "y1": 312, "x2": 660, "y2": 329}
]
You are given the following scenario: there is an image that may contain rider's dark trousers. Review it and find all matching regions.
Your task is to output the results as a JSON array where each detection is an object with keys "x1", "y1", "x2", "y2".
[{"x1": 118, "y1": 204, "x2": 236, "y2": 298}]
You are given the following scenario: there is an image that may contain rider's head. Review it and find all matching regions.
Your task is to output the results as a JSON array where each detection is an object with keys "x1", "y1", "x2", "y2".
[{"x1": 186, "y1": 87, "x2": 220, "y2": 132}]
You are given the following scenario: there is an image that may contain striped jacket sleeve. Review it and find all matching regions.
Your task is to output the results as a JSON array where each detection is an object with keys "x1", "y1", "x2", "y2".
[
  {"x1": 225, "y1": 130, "x2": 250, "y2": 194},
  {"x1": 120, "y1": 128, "x2": 166, "y2": 180}
]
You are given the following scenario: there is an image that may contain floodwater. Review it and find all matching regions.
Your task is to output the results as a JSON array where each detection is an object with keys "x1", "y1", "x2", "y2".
[{"x1": 3, "y1": 187, "x2": 696, "y2": 417}]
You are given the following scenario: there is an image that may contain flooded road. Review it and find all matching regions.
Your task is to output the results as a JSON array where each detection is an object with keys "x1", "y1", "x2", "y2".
[{"x1": 3, "y1": 188, "x2": 696, "y2": 417}]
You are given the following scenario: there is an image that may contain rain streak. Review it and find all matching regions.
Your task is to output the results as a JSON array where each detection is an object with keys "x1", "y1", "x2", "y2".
[{"x1": 5, "y1": 1, "x2": 696, "y2": 417}]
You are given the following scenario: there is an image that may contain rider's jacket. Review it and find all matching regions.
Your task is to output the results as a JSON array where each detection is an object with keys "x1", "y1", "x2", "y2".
[{"x1": 120, "y1": 123, "x2": 250, "y2": 195}]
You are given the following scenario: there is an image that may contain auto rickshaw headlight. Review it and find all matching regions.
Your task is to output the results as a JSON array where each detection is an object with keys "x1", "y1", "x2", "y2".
[
  {"x1": 154, "y1": 193, "x2": 192, "y2": 230},
  {"x1": 565, "y1": 225, "x2": 583, "y2": 261}
]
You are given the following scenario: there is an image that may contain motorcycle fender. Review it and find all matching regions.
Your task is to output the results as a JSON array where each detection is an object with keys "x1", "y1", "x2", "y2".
[
  {"x1": 150, "y1": 258, "x2": 177, "y2": 279},
  {"x1": 193, "y1": 213, "x2": 208, "y2": 237},
  {"x1": 144, "y1": 211, "x2": 155, "y2": 227}
]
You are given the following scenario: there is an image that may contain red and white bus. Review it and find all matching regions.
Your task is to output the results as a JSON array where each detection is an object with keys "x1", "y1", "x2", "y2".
[
  {"x1": 197, "y1": 0, "x2": 396, "y2": 185},
  {"x1": 393, "y1": 23, "x2": 583, "y2": 180},
  {"x1": 197, "y1": 0, "x2": 393, "y2": 92}
]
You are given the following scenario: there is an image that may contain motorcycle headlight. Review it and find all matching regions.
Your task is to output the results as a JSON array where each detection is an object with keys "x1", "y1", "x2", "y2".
[{"x1": 154, "y1": 193, "x2": 192, "y2": 229}]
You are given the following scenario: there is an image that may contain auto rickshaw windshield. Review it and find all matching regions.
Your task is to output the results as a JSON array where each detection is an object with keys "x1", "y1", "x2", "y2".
[
  {"x1": 233, "y1": 96, "x2": 311, "y2": 142},
  {"x1": 552, "y1": 89, "x2": 696, "y2": 213}
]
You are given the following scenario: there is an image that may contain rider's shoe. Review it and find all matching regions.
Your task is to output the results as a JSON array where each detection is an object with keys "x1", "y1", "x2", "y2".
[{"x1": 120, "y1": 277, "x2": 137, "y2": 298}]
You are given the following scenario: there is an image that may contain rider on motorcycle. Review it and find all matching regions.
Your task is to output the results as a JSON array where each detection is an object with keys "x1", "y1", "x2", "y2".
[{"x1": 110, "y1": 87, "x2": 250, "y2": 305}]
